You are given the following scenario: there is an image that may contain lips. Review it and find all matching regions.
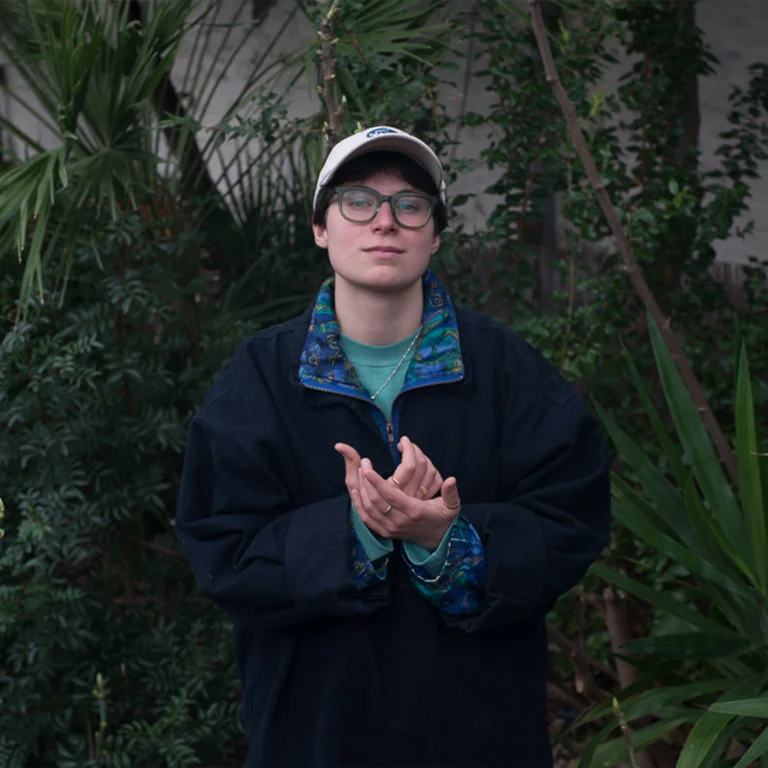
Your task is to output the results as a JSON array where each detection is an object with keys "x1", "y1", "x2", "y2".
[{"x1": 363, "y1": 246, "x2": 404, "y2": 254}]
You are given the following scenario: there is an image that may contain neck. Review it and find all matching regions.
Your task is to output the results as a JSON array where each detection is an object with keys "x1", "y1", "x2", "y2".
[{"x1": 334, "y1": 277, "x2": 423, "y2": 345}]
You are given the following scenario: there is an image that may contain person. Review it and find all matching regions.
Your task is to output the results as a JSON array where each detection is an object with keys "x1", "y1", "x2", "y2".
[{"x1": 175, "y1": 125, "x2": 611, "y2": 767}]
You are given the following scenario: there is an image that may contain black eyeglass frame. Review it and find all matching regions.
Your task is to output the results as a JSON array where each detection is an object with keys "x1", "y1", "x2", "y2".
[{"x1": 333, "y1": 185, "x2": 437, "y2": 229}]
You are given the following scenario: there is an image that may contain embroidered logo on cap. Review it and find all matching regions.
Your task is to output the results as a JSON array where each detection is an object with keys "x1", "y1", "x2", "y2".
[{"x1": 366, "y1": 128, "x2": 399, "y2": 137}]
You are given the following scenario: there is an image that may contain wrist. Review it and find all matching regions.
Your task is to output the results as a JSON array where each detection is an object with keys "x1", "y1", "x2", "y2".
[
  {"x1": 413, "y1": 521, "x2": 452, "y2": 551},
  {"x1": 412, "y1": 536, "x2": 439, "y2": 552}
]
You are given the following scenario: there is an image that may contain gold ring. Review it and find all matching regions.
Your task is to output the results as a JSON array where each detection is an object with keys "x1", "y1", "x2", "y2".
[
  {"x1": 445, "y1": 501, "x2": 461, "y2": 511},
  {"x1": 391, "y1": 476, "x2": 401, "y2": 487},
  {"x1": 383, "y1": 504, "x2": 393, "y2": 515},
  {"x1": 418, "y1": 485, "x2": 428, "y2": 496}
]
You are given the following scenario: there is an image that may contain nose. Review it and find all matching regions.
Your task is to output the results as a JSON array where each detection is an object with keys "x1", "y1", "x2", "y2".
[{"x1": 371, "y1": 200, "x2": 398, "y2": 232}]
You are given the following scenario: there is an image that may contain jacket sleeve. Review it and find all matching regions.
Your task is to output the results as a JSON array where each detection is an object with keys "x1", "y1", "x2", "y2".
[
  {"x1": 175, "y1": 417, "x2": 392, "y2": 629},
  {"x1": 403, "y1": 516, "x2": 487, "y2": 615},
  {"x1": 349, "y1": 503, "x2": 392, "y2": 584},
  {"x1": 443, "y1": 395, "x2": 611, "y2": 633},
  {"x1": 350, "y1": 502, "x2": 394, "y2": 565}
]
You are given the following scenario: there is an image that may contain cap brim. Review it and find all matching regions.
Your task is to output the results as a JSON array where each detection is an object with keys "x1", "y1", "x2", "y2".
[{"x1": 314, "y1": 132, "x2": 446, "y2": 207}]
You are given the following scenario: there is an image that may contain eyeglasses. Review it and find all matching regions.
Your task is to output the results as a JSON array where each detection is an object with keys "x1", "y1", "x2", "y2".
[{"x1": 334, "y1": 186, "x2": 437, "y2": 229}]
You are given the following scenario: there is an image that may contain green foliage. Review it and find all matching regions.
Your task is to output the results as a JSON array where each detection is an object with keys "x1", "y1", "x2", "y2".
[
  {"x1": 0, "y1": 0, "x2": 328, "y2": 312},
  {"x1": 0, "y1": 0, "x2": 193, "y2": 306},
  {"x1": 0, "y1": 204, "x2": 253, "y2": 766},
  {"x1": 300, "y1": 0, "x2": 459, "y2": 165},
  {"x1": 582, "y1": 314, "x2": 768, "y2": 767},
  {"x1": 1, "y1": 0, "x2": 768, "y2": 764},
  {"x1": 554, "y1": 0, "x2": 768, "y2": 434},
  {"x1": 445, "y1": 0, "x2": 768, "y2": 423},
  {"x1": 0, "y1": 2, "x2": 462, "y2": 764}
]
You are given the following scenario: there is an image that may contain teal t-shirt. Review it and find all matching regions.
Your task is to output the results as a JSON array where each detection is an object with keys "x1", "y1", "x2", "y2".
[
  {"x1": 339, "y1": 331, "x2": 417, "y2": 422},
  {"x1": 339, "y1": 331, "x2": 453, "y2": 576}
]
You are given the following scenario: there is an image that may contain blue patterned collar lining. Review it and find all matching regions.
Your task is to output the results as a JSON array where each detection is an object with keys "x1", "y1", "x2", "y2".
[{"x1": 298, "y1": 270, "x2": 464, "y2": 399}]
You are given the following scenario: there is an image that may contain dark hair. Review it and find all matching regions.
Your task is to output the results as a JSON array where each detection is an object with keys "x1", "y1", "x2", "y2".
[{"x1": 312, "y1": 150, "x2": 448, "y2": 233}]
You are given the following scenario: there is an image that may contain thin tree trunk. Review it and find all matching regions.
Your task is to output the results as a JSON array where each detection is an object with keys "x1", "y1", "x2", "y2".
[
  {"x1": 317, "y1": 0, "x2": 344, "y2": 147},
  {"x1": 528, "y1": 0, "x2": 739, "y2": 489},
  {"x1": 604, "y1": 587, "x2": 655, "y2": 768}
]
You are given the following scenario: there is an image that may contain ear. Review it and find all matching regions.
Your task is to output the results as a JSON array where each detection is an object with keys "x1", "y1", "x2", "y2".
[
  {"x1": 431, "y1": 233, "x2": 440, "y2": 254},
  {"x1": 313, "y1": 221, "x2": 328, "y2": 249}
]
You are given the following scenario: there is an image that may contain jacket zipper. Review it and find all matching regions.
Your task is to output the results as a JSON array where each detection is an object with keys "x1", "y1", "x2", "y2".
[
  {"x1": 302, "y1": 375, "x2": 463, "y2": 461},
  {"x1": 385, "y1": 376, "x2": 464, "y2": 462},
  {"x1": 302, "y1": 382, "x2": 396, "y2": 456},
  {"x1": 301, "y1": 382, "x2": 372, "y2": 405}
]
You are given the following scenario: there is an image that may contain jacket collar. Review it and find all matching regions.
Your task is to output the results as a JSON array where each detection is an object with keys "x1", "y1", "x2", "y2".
[{"x1": 298, "y1": 270, "x2": 464, "y2": 398}]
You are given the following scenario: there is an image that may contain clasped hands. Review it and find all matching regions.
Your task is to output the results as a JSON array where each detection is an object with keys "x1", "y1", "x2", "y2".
[{"x1": 335, "y1": 436, "x2": 461, "y2": 552}]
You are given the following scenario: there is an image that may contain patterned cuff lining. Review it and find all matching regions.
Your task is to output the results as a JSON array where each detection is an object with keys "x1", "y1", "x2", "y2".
[
  {"x1": 403, "y1": 515, "x2": 486, "y2": 615},
  {"x1": 349, "y1": 508, "x2": 388, "y2": 589}
]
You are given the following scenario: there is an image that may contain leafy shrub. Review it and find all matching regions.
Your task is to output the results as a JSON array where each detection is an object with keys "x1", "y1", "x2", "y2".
[
  {"x1": 0, "y1": 204, "x2": 254, "y2": 767},
  {"x1": 580, "y1": 316, "x2": 768, "y2": 766}
]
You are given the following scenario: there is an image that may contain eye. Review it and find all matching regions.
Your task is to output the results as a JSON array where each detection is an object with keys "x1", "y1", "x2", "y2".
[
  {"x1": 342, "y1": 191, "x2": 375, "y2": 209},
  {"x1": 395, "y1": 196, "x2": 427, "y2": 214}
]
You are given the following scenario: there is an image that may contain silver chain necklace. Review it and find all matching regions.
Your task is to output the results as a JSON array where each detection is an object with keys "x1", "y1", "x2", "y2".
[{"x1": 370, "y1": 326, "x2": 422, "y2": 401}]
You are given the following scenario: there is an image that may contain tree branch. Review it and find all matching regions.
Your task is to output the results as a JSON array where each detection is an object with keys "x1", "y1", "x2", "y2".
[
  {"x1": 571, "y1": 586, "x2": 606, "y2": 617},
  {"x1": 317, "y1": 0, "x2": 344, "y2": 147},
  {"x1": 547, "y1": 681, "x2": 589, "y2": 713},
  {"x1": 602, "y1": 586, "x2": 637, "y2": 690},
  {"x1": 547, "y1": 622, "x2": 617, "y2": 683},
  {"x1": 528, "y1": 0, "x2": 739, "y2": 489},
  {"x1": 85, "y1": 711, "x2": 95, "y2": 761},
  {"x1": 603, "y1": 586, "x2": 655, "y2": 768},
  {"x1": 127, "y1": 535, "x2": 186, "y2": 560}
]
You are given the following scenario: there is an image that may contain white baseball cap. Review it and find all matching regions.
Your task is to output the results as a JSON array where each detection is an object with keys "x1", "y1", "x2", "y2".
[{"x1": 313, "y1": 126, "x2": 446, "y2": 210}]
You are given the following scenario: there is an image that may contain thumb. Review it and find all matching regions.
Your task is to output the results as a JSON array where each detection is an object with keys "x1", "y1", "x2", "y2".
[
  {"x1": 440, "y1": 477, "x2": 461, "y2": 514},
  {"x1": 335, "y1": 443, "x2": 361, "y2": 465}
]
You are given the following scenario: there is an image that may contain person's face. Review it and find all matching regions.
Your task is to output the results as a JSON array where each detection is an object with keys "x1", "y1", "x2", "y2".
[{"x1": 312, "y1": 169, "x2": 440, "y2": 294}]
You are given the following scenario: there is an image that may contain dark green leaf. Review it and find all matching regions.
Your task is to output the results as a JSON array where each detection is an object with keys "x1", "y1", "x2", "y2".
[
  {"x1": 647, "y1": 313, "x2": 747, "y2": 560},
  {"x1": 677, "y1": 679, "x2": 767, "y2": 768},
  {"x1": 621, "y1": 632, "x2": 752, "y2": 660},
  {"x1": 590, "y1": 563, "x2": 735, "y2": 635},
  {"x1": 734, "y1": 344, "x2": 767, "y2": 594},
  {"x1": 709, "y1": 696, "x2": 768, "y2": 718},
  {"x1": 589, "y1": 718, "x2": 691, "y2": 767},
  {"x1": 733, "y1": 725, "x2": 768, "y2": 768}
]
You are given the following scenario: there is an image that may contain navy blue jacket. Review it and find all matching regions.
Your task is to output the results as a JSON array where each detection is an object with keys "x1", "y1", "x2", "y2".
[{"x1": 176, "y1": 272, "x2": 611, "y2": 767}]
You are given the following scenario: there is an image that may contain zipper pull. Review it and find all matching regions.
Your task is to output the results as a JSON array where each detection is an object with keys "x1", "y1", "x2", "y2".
[{"x1": 386, "y1": 422, "x2": 395, "y2": 452}]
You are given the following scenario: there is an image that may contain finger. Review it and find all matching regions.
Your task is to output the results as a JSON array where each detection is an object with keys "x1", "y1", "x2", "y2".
[
  {"x1": 420, "y1": 464, "x2": 442, "y2": 499},
  {"x1": 392, "y1": 436, "x2": 417, "y2": 489},
  {"x1": 335, "y1": 443, "x2": 362, "y2": 486},
  {"x1": 362, "y1": 460, "x2": 410, "y2": 511},
  {"x1": 358, "y1": 468, "x2": 398, "y2": 536},
  {"x1": 335, "y1": 443, "x2": 361, "y2": 465},
  {"x1": 401, "y1": 439, "x2": 429, "y2": 497},
  {"x1": 333, "y1": 443, "x2": 360, "y2": 464},
  {"x1": 362, "y1": 459, "x2": 400, "y2": 506},
  {"x1": 359, "y1": 466, "x2": 392, "y2": 516},
  {"x1": 353, "y1": 489, "x2": 389, "y2": 539},
  {"x1": 363, "y1": 471, "x2": 412, "y2": 534},
  {"x1": 439, "y1": 477, "x2": 461, "y2": 518},
  {"x1": 360, "y1": 463, "x2": 400, "y2": 516}
]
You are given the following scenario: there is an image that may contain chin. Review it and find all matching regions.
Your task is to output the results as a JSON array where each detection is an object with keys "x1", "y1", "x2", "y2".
[
  {"x1": 334, "y1": 261, "x2": 427, "y2": 292},
  {"x1": 354, "y1": 270, "x2": 424, "y2": 294}
]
